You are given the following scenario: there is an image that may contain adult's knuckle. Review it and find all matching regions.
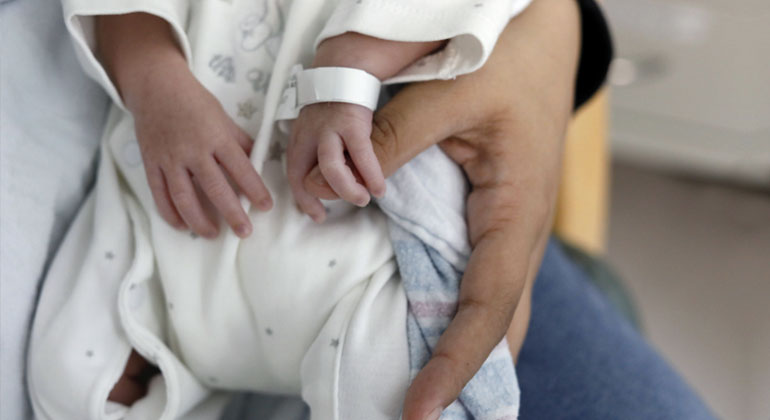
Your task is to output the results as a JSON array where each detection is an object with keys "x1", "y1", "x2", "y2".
[
  {"x1": 371, "y1": 110, "x2": 403, "y2": 149},
  {"x1": 459, "y1": 295, "x2": 512, "y2": 334},
  {"x1": 429, "y1": 351, "x2": 469, "y2": 392}
]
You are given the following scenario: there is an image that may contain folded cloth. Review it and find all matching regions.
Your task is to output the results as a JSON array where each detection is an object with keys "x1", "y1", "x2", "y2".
[
  {"x1": 380, "y1": 145, "x2": 520, "y2": 419},
  {"x1": 221, "y1": 146, "x2": 520, "y2": 420}
]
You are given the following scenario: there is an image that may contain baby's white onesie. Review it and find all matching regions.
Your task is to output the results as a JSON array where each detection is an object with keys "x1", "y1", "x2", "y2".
[{"x1": 27, "y1": 1, "x2": 531, "y2": 419}]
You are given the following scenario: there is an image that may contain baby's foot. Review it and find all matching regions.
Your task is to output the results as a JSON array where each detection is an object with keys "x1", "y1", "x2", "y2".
[{"x1": 108, "y1": 349, "x2": 159, "y2": 406}]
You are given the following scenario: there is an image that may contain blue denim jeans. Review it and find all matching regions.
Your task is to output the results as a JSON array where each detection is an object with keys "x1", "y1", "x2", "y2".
[
  {"x1": 517, "y1": 240, "x2": 716, "y2": 419},
  {"x1": 222, "y1": 239, "x2": 716, "y2": 419}
]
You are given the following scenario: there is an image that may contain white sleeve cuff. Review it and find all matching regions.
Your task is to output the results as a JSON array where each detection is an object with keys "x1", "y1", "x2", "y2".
[
  {"x1": 61, "y1": 0, "x2": 192, "y2": 110},
  {"x1": 314, "y1": 0, "x2": 532, "y2": 85}
]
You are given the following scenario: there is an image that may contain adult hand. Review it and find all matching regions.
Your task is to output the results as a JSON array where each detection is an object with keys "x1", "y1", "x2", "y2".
[{"x1": 304, "y1": 0, "x2": 581, "y2": 418}]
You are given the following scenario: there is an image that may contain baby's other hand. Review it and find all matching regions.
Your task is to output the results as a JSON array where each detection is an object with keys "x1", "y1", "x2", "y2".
[
  {"x1": 130, "y1": 69, "x2": 273, "y2": 238},
  {"x1": 287, "y1": 102, "x2": 385, "y2": 223}
]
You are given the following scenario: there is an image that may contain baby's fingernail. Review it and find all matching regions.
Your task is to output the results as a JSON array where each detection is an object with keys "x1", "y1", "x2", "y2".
[
  {"x1": 311, "y1": 211, "x2": 325, "y2": 224},
  {"x1": 258, "y1": 198, "x2": 273, "y2": 211},
  {"x1": 425, "y1": 407, "x2": 442, "y2": 420},
  {"x1": 235, "y1": 224, "x2": 252, "y2": 237},
  {"x1": 356, "y1": 196, "x2": 371, "y2": 207}
]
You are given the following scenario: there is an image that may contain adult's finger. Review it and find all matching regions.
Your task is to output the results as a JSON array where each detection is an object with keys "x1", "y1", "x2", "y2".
[{"x1": 402, "y1": 181, "x2": 554, "y2": 419}]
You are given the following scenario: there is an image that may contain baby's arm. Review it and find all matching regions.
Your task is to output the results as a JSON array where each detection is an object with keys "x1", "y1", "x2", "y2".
[
  {"x1": 97, "y1": 13, "x2": 273, "y2": 239},
  {"x1": 288, "y1": 34, "x2": 444, "y2": 222}
]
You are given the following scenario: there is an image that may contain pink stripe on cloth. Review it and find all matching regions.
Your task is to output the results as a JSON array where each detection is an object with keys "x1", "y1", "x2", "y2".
[{"x1": 410, "y1": 301, "x2": 458, "y2": 318}]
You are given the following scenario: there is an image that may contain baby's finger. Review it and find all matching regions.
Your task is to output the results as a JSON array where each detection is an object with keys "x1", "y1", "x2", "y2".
[
  {"x1": 233, "y1": 126, "x2": 254, "y2": 156},
  {"x1": 145, "y1": 165, "x2": 187, "y2": 230},
  {"x1": 192, "y1": 158, "x2": 253, "y2": 238},
  {"x1": 165, "y1": 167, "x2": 219, "y2": 238},
  {"x1": 287, "y1": 132, "x2": 326, "y2": 222},
  {"x1": 343, "y1": 133, "x2": 386, "y2": 198},
  {"x1": 215, "y1": 143, "x2": 273, "y2": 212},
  {"x1": 303, "y1": 155, "x2": 364, "y2": 200},
  {"x1": 317, "y1": 133, "x2": 370, "y2": 207}
]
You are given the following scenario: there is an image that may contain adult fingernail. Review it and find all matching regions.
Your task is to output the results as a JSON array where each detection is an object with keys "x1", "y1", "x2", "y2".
[
  {"x1": 258, "y1": 198, "x2": 273, "y2": 211},
  {"x1": 425, "y1": 407, "x2": 442, "y2": 420}
]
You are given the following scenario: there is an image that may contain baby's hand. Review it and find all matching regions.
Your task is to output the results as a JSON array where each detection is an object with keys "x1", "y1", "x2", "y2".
[
  {"x1": 287, "y1": 102, "x2": 385, "y2": 222},
  {"x1": 130, "y1": 69, "x2": 273, "y2": 238}
]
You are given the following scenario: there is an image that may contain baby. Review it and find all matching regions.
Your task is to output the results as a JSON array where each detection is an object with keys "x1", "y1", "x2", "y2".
[
  {"x1": 27, "y1": 1, "x2": 528, "y2": 419},
  {"x1": 103, "y1": 12, "x2": 441, "y2": 407}
]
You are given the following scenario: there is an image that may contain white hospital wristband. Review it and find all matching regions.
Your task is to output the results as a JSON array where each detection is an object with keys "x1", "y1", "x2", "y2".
[{"x1": 275, "y1": 64, "x2": 381, "y2": 121}]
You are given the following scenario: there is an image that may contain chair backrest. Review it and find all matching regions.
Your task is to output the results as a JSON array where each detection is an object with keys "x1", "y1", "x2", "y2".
[{"x1": 554, "y1": 90, "x2": 610, "y2": 255}]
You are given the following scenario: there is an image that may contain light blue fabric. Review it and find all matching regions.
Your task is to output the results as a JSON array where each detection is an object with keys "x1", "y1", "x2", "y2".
[
  {"x1": 0, "y1": 0, "x2": 108, "y2": 418},
  {"x1": 378, "y1": 145, "x2": 519, "y2": 419}
]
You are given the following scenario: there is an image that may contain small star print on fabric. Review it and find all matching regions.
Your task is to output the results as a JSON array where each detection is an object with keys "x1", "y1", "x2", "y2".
[
  {"x1": 328, "y1": 259, "x2": 336, "y2": 268},
  {"x1": 330, "y1": 339, "x2": 339, "y2": 348},
  {"x1": 265, "y1": 328, "x2": 273, "y2": 335},
  {"x1": 105, "y1": 251, "x2": 114, "y2": 260},
  {"x1": 237, "y1": 100, "x2": 258, "y2": 119}
]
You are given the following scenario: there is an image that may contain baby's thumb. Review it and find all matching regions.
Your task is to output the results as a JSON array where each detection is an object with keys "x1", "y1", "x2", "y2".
[{"x1": 304, "y1": 80, "x2": 466, "y2": 198}]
